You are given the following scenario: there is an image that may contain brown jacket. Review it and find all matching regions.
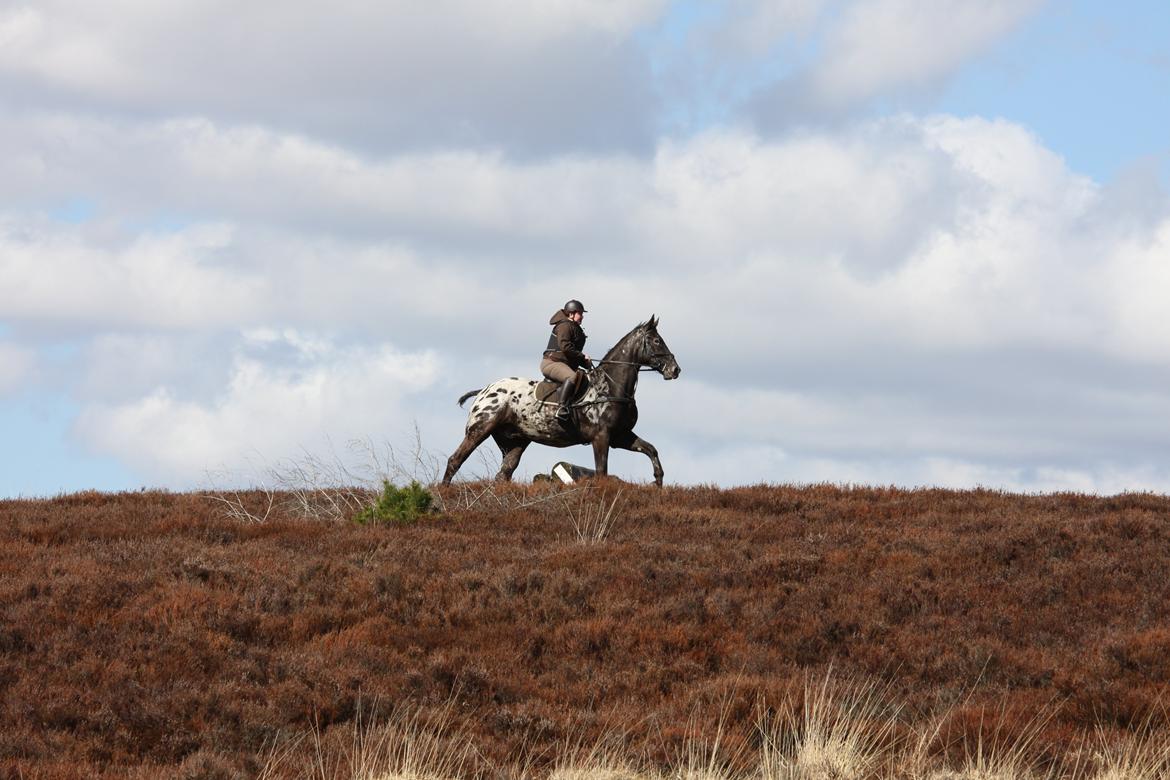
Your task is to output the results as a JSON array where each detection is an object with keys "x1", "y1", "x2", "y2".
[{"x1": 543, "y1": 310, "x2": 589, "y2": 369}]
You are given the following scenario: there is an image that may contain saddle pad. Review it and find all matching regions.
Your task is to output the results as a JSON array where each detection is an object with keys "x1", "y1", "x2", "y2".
[
  {"x1": 534, "y1": 371, "x2": 590, "y2": 403},
  {"x1": 535, "y1": 380, "x2": 560, "y2": 402}
]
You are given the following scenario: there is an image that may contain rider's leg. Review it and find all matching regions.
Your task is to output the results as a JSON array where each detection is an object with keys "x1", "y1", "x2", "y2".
[
  {"x1": 540, "y1": 359, "x2": 577, "y2": 417},
  {"x1": 556, "y1": 373, "x2": 578, "y2": 418}
]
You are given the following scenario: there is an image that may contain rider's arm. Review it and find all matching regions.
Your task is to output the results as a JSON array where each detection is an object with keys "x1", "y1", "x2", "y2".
[{"x1": 555, "y1": 322, "x2": 586, "y2": 364}]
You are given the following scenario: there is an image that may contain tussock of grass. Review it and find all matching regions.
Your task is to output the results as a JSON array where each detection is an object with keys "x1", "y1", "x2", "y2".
[
  {"x1": 759, "y1": 673, "x2": 898, "y2": 780},
  {"x1": 1086, "y1": 725, "x2": 1170, "y2": 780},
  {"x1": 550, "y1": 730, "x2": 646, "y2": 780},
  {"x1": 907, "y1": 704, "x2": 1054, "y2": 780},
  {"x1": 260, "y1": 703, "x2": 473, "y2": 780}
]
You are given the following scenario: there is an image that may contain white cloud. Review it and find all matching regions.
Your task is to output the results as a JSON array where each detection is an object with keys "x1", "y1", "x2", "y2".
[
  {"x1": 4, "y1": 110, "x2": 1166, "y2": 369},
  {"x1": 749, "y1": 0, "x2": 1046, "y2": 124},
  {"x1": 642, "y1": 121, "x2": 965, "y2": 272},
  {"x1": 0, "y1": 0, "x2": 668, "y2": 155},
  {"x1": 73, "y1": 331, "x2": 440, "y2": 483},
  {"x1": 813, "y1": 0, "x2": 1044, "y2": 106},
  {"x1": 0, "y1": 218, "x2": 264, "y2": 329},
  {"x1": 1105, "y1": 220, "x2": 1170, "y2": 362},
  {"x1": 77, "y1": 332, "x2": 236, "y2": 403},
  {"x1": 0, "y1": 113, "x2": 649, "y2": 248}
]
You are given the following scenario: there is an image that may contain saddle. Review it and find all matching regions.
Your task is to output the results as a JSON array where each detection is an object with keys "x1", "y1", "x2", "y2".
[{"x1": 534, "y1": 369, "x2": 590, "y2": 404}]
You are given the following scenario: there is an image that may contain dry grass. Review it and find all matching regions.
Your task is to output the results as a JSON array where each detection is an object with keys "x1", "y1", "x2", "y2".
[
  {"x1": 758, "y1": 673, "x2": 899, "y2": 780},
  {"x1": 566, "y1": 488, "x2": 625, "y2": 545},
  {"x1": 259, "y1": 702, "x2": 475, "y2": 780},
  {"x1": 261, "y1": 679, "x2": 1170, "y2": 779},
  {"x1": 201, "y1": 433, "x2": 456, "y2": 522},
  {"x1": 549, "y1": 731, "x2": 646, "y2": 780},
  {"x1": 1083, "y1": 722, "x2": 1170, "y2": 780},
  {"x1": 4, "y1": 484, "x2": 1170, "y2": 777}
]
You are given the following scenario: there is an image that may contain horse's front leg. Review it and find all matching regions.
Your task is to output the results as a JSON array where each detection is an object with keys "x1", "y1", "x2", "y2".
[
  {"x1": 612, "y1": 430, "x2": 664, "y2": 487},
  {"x1": 591, "y1": 432, "x2": 610, "y2": 477}
]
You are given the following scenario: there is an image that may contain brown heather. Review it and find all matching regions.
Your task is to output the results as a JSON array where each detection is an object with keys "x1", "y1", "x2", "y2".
[{"x1": 1, "y1": 482, "x2": 1169, "y2": 778}]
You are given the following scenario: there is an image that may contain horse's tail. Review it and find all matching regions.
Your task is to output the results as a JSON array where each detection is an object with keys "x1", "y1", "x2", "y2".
[{"x1": 457, "y1": 389, "x2": 483, "y2": 407}]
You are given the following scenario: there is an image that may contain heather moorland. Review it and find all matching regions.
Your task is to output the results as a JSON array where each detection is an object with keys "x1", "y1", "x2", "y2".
[{"x1": 2, "y1": 481, "x2": 1169, "y2": 779}]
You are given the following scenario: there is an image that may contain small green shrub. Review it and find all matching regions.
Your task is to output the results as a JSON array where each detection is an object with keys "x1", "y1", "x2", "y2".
[{"x1": 353, "y1": 480, "x2": 435, "y2": 525}]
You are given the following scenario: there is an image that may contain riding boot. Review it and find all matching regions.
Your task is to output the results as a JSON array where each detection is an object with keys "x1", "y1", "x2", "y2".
[{"x1": 556, "y1": 375, "x2": 578, "y2": 419}]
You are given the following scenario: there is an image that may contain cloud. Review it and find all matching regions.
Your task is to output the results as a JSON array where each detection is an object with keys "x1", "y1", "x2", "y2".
[
  {"x1": 0, "y1": 0, "x2": 668, "y2": 156},
  {"x1": 750, "y1": 0, "x2": 1046, "y2": 125},
  {"x1": 641, "y1": 121, "x2": 967, "y2": 275},
  {"x1": 5, "y1": 110, "x2": 1168, "y2": 367},
  {"x1": 0, "y1": 217, "x2": 264, "y2": 330},
  {"x1": 76, "y1": 332, "x2": 237, "y2": 404},
  {"x1": 73, "y1": 331, "x2": 440, "y2": 483},
  {"x1": 711, "y1": 0, "x2": 828, "y2": 56},
  {"x1": 659, "y1": 441, "x2": 1170, "y2": 494},
  {"x1": 3, "y1": 96, "x2": 1169, "y2": 493},
  {"x1": 0, "y1": 113, "x2": 650, "y2": 250}
]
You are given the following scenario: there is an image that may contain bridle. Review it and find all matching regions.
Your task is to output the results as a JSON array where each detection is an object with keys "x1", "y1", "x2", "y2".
[
  {"x1": 577, "y1": 338, "x2": 675, "y2": 407},
  {"x1": 594, "y1": 334, "x2": 676, "y2": 373}
]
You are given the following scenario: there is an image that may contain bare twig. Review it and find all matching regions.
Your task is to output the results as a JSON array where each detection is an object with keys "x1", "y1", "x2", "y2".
[{"x1": 566, "y1": 488, "x2": 625, "y2": 545}]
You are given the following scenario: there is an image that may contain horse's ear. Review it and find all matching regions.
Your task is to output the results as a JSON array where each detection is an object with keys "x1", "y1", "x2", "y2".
[{"x1": 648, "y1": 314, "x2": 658, "y2": 329}]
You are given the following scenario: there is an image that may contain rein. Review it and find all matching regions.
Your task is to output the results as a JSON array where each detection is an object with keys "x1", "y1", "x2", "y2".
[
  {"x1": 573, "y1": 352, "x2": 670, "y2": 407},
  {"x1": 577, "y1": 365, "x2": 633, "y2": 406}
]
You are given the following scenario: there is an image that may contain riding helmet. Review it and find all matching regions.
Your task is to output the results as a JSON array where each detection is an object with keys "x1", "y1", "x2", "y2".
[{"x1": 564, "y1": 299, "x2": 587, "y2": 313}]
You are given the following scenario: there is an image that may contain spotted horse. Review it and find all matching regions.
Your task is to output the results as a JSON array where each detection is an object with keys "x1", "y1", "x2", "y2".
[{"x1": 442, "y1": 316, "x2": 681, "y2": 486}]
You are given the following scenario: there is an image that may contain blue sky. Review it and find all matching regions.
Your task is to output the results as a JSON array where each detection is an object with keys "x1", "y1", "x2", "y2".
[
  {"x1": 1, "y1": 0, "x2": 1169, "y2": 497},
  {"x1": 0, "y1": 394, "x2": 138, "y2": 496}
]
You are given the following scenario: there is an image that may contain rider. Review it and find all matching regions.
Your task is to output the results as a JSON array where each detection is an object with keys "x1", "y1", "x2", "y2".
[{"x1": 541, "y1": 299, "x2": 593, "y2": 418}]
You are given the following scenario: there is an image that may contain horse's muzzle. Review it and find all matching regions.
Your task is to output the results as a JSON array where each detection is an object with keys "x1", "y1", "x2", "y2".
[{"x1": 663, "y1": 362, "x2": 681, "y2": 380}]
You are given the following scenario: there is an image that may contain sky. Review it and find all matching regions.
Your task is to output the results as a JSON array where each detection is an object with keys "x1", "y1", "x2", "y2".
[{"x1": 1, "y1": 0, "x2": 1169, "y2": 497}]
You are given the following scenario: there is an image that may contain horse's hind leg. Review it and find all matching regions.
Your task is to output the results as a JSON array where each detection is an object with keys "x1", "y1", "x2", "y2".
[
  {"x1": 612, "y1": 431, "x2": 665, "y2": 487},
  {"x1": 442, "y1": 423, "x2": 494, "y2": 485},
  {"x1": 492, "y1": 433, "x2": 530, "y2": 482}
]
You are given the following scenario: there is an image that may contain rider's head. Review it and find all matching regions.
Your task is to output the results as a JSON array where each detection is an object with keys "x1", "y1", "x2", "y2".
[{"x1": 564, "y1": 299, "x2": 587, "y2": 322}]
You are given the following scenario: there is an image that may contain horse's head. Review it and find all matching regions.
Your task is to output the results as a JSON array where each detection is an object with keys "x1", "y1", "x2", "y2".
[{"x1": 636, "y1": 315, "x2": 681, "y2": 380}]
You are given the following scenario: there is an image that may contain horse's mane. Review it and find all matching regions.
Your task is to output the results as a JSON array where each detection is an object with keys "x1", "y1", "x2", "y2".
[{"x1": 600, "y1": 315, "x2": 657, "y2": 364}]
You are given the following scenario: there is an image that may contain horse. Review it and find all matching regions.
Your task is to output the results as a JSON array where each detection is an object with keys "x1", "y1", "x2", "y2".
[{"x1": 442, "y1": 316, "x2": 681, "y2": 486}]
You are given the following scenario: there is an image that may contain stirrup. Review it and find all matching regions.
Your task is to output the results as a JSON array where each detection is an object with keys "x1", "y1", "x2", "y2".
[{"x1": 556, "y1": 404, "x2": 571, "y2": 419}]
